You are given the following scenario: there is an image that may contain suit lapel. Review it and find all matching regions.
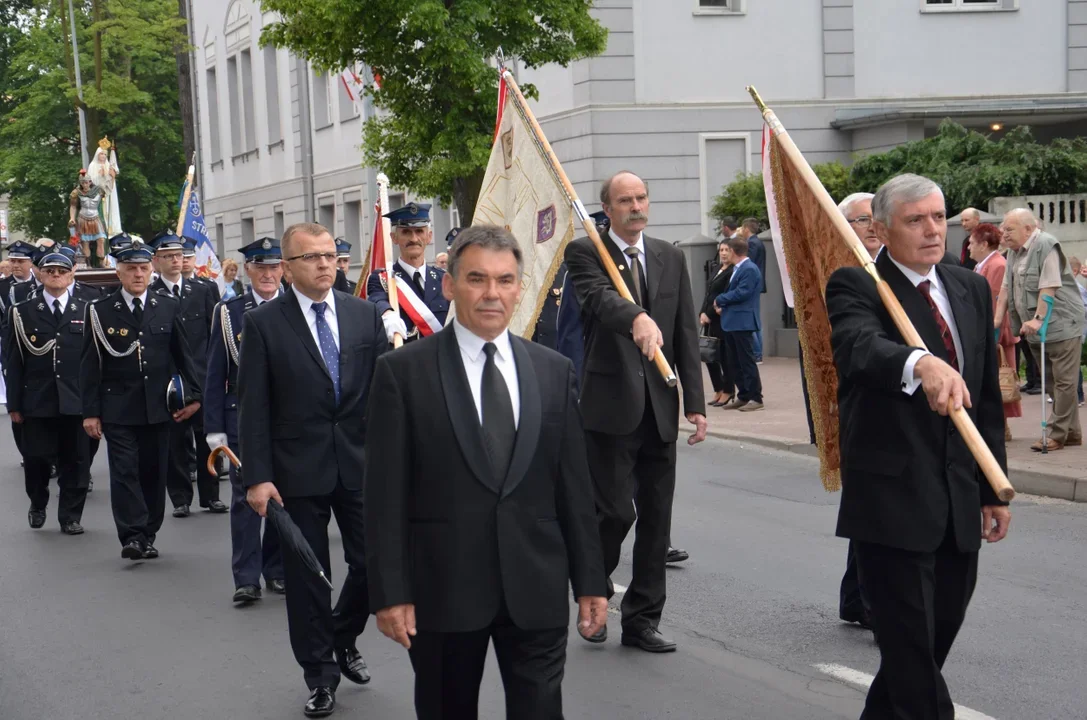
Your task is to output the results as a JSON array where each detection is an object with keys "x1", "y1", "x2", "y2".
[
  {"x1": 605, "y1": 239, "x2": 638, "y2": 304},
  {"x1": 142, "y1": 291, "x2": 163, "y2": 330},
  {"x1": 936, "y1": 265, "x2": 978, "y2": 384},
  {"x1": 645, "y1": 236, "x2": 664, "y2": 309},
  {"x1": 500, "y1": 336, "x2": 541, "y2": 499},
  {"x1": 280, "y1": 291, "x2": 332, "y2": 382},
  {"x1": 877, "y1": 253, "x2": 950, "y2": 364},
  {"x1": 438, "y1": 328, "x2": 502, "y2": 495}
]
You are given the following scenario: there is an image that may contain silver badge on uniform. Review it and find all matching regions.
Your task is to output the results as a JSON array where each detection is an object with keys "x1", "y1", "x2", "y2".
[{"x1": 262, "y1": 239, "x2": 271, "y2": 250}]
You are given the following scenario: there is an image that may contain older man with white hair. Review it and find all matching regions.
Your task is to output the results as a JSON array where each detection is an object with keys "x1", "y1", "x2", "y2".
[
  {"x1": 838, "y1": 192, "x2": 879, "y2": 259},
  {"x1": 994, "y1": 208, "x2": 1085, "y2": 450},
  {"x1": 826, "y1": 173, "x2": 1009, "y2": 720},
  {"x1": 958, "y1": 207, "x2": 981, "y2": 269}
]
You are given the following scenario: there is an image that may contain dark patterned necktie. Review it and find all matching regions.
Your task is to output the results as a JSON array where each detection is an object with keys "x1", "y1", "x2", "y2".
[
  {"x1": 131, "y1": 297, "x2": 143, "y2": 325},
  {"x1": 312, "y1": 301, "x2": 341, "y2": 403},
  {"x1": 53, "y1": 299, "x2": 63, "y2": 323},
  {"x1": 624, "y1": 246, "x2": 646, "y2": 307},
  {"x1": 481, "y1": 342, "x2": 515, "y2": 483},
  {"x1": 917, "y1": 280, "x2": 958, "y2": 372}
]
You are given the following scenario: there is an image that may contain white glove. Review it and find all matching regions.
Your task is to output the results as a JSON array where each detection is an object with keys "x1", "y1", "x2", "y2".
[
  {"x1": 206, "y1": 433, "x2": 228, "y2": 451},
  {"x1": 382, "y1": 311, "x2": 408, "y2": 343}
]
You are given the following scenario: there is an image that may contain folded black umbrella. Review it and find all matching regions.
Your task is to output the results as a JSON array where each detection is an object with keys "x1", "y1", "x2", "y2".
[{"x1": 266, "y1": 498, "x2": 334, "y2": 590}]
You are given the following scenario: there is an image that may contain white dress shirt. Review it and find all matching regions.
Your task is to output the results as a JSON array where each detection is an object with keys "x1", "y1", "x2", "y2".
[
  {"x1": 161, "y1": 276, "x2": 183, "y2": 297},
  {"x1": 888, "y1": 254, "x2": 965, "y2": 395},
  {"x1": 729, "y1": 256, "x2": 750, "y2": 285},
  {"x1": 292, "y1": 285, "x2": 340, "y2": 351},
  {"x1": 609, "y1": 229, "x2": 646, "y2": 276},
  {"x1": 120, "y1": 288, "x2": 149, "y2": 313},
  {"x1": 253, "y1": 289, "x2": 279, "y2": 306},
  {"x1": 453, "y1": 319, "x2": 520, "y2": 429},
  {"x1": 398, "y1": 258, "x2": 427, "y2": 287},
  {"x1": 42, "y1": 288, "x2": 71, "y2": 315}
]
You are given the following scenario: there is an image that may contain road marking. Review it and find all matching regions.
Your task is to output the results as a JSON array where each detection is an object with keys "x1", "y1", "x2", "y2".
[
  {"x1": 612, "y1": 582, "x2": 627, "y2": 594},
  {"x1": 813, "y1": 664, "x2": 998, "y2": 720}
]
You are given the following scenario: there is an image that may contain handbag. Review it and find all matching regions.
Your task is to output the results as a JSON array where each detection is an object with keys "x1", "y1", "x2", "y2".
[
  {"x1": 997, "y1": 349, "x2": 1020, "y2": 404},
  {"x1": 699, "y1": 332, "x2": 719, "y2": 364}
]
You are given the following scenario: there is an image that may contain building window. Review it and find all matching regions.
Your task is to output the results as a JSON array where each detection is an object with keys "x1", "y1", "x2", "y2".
[
  {"x1": 313, "y1": 71, "x2": 332, "y2": 129},
  {"x1": 318, "y1": 202, "x2": 335, "y2": 233},
  {"x1": 205, "y1": 67, "x2": 222, "y2": 164},
  {"x1": 338, "y1": 69, "x2": 361, "y2": 123},
  {"x1": 224, "y1": 1, "x2": 256, "y2": 155},
  {"x1": 273, "y1": 207, "x2": 284, "y2": 240},
  {"x1": 920, "y1": 0, "x2": 1017, "y2": 12},
  {"x1": 224, "y1": 1, "x2": 250, "y2": 48},
  {"x1": 215, "y1": 218, "x2": 225, "y2": 258},
  {"x1": 239, "y1": 50, "x2": 256, "y2": 151},
  {"x1": 694, "y1": 0, "x2": 745, "y2": 15},
  {"x1": 240, "y1": 216, "x2": 255, "y2": 247},
  {"x1": 264, "y1": 44, "x2": 282, "y2": 144},
  {"x1": 343, "y1": 200, "x2": 362, "y2": 261},
  {"x1": 203, "y1": 27, "x2": 216, "y2": 65}
]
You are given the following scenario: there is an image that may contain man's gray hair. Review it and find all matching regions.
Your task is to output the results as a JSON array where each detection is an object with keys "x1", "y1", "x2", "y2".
[
  {"x1": 1004, "y1": 207, "x2": 1039, "y2": 229},
  {"x1": 871, "y1": 174, "x2": 944, "y2": 226},
  {"x1": 447, "y1": 225, "x2": 523, "y2": 278},
  {"x1": 837, "y1": 192, "x2": 874, "y2": 217}
]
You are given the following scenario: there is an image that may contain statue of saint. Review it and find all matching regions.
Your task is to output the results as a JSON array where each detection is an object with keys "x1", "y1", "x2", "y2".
[{"x1": 69, "y1": 170, "x2": 107, "y2": 266}]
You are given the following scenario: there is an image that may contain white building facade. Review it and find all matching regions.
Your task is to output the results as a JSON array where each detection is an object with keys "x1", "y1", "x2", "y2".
[{"x1": 190, "y1": 0, "x2": 1087, "y2": 264}]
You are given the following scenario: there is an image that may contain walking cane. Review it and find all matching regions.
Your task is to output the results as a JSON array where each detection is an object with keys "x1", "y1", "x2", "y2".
[{"x1": 1037, "y1": 295, "x2": 1055, "y2": 454}]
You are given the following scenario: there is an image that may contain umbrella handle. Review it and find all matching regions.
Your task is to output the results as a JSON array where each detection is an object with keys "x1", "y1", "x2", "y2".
[{"x1": 207, "y1": 445, "x2": 241, "y2": 476}]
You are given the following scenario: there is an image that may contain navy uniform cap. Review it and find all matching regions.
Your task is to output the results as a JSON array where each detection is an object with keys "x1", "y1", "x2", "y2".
[
  {"x1": 55, "y1": 246, "x2": 77, "y2": 260},
  {"x1": 589, "y1": 211, "x2": 610, "y2": 232},
  {"x1": 385, "y1": 202, "x2": 432, "y2": 228},
  {"x1": 37, "y1": 251, "x2": 74, "y2": 271},
  {"x1": 6, "y1": 241, "x2": 38, "y2": 259},
  {"x1": 335, "y1": 237, "x2": 352, "y2": 257},
  {"x1": 445, "y1": 227, "x2": 461, "y2": 248},
  {"x1": 239, "y1": 237, "x2": 282, "y2": 265},
  {"x1": 152, "y1": 230, "x2": 185, "y2": 252},
  {"x1": 180, "y1": 237, "x2": 197, "y2": 256},
  {"x1": 110, "y1": 234, "x2": 153, "y2": 264}
]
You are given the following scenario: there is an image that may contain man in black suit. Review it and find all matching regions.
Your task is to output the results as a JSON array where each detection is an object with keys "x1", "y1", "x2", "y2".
[
  {"x1": 239, "y1": 223, "x2": 386, "y2": 718},
  {"x1": 826, "y1": 174, "x2": 1011, "y2": 719},
  {"x1": 4, "y1": 250, "x2": 91, "y2": 534},
  {"x1": 564, "y1": 171, "x2": 707, "y2": 653},
  {"x1": 81, "y1": 236, "x2": 203, "y2": 561},
  {"x1": 1, "y1": 241, "x2": 40, "y2": 460},
  {"x1": 365, "y1": 225, "x2": 607, "y2": 719},
  {"x1": 150, "y1": 231, "x2": 225, "y2": 517}
]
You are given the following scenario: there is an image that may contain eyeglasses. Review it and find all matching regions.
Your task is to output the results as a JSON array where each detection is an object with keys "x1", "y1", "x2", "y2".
[
  {"x1": 42, "y1": 267, "x2": 73, "y2": 276},
  {"x1": 284, "y1": 252, "x2": 337, "y2": 263},
  {"x1": 847, "y1": 215, "x2": 873, "y2": 227}
]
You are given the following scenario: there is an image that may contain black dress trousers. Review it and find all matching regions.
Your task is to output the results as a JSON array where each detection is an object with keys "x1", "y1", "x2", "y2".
[
  {"x1": 166, "y1": 409, "x2": 219, "y2": 509},
  {"x1": 22, "y1": 415, "x2": 89, "y2": 525},
  {"x1": 104, "y1": 422, "x2": 169, "y2": 546}
]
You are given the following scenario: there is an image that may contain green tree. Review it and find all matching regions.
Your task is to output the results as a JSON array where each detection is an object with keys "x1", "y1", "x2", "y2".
[
  {"x1": 709, "y1": 161, "x2": 855, "y2": 229},
  {"x1": 0, "y1": 0, "x2": 187, "y2": 241},
  {"x1": 259, "y1": 0, "x2": 607, "y2": 222}
]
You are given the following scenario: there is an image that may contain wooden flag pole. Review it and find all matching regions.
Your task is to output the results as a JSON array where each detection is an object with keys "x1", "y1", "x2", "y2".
[
  {"x1": 376, "y1": 173, "x2": 403, "y2": 348},
  {"x1": 748, "y1": 86, "x2": 1013, "y2": 503},
  {"x1": 175, "y1": 152, "x2": 196, "y2": 237},
  {"x1": 501, "y1": 70, "x2": 677, "y2": 387}
]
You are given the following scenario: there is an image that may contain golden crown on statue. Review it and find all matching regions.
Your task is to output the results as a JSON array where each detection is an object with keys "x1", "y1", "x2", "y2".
[{"x1": 98, "y1": 136, "x2": 112, "y2": 151}]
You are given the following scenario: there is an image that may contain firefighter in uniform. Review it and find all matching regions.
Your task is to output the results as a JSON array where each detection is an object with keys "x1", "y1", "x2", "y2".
[{"x1": 335, "y1": 238, "x2": 357, "y2": 295}]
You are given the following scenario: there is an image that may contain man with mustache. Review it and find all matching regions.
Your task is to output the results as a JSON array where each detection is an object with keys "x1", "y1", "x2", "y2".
[{"x1": 366, "y1": 203, "x2": 447, "y2": 345}]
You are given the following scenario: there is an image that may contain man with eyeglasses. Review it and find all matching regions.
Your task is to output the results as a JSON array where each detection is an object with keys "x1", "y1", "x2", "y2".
[
  {"x1": 367, "y1": 203, "x2": 447, "y2": 345},
  {"x1": 150, "y1": 231, "x2": 226, "y2": 518},
  {"x1": 239, "y1": 223, "x2": 387, "y2": 718},
  {"x1": 205, "y1": 237, "x2": 286, "y2": 605},
  {"x1": 180, "y1": 237, "x2": 222, "y2": 302},
  {"x1": 4, "y1": 249, "x2": 92, "y2": 534},
  {"x1": 1, "y1": 241, "x2": 44, "y2": 460},
  {"x1": 841, "y1": 193, "x2": 881, "y2": 260}
]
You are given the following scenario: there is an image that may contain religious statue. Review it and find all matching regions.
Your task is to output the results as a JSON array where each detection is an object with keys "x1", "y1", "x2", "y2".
[{"x1": 69, "y1": 170, "x2": 107, "y2": 266}]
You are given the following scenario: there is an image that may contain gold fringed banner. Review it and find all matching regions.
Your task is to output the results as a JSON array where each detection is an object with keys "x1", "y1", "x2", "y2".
[{"x1": 768, "y1": 135, "x2": 860, "y2": 491}]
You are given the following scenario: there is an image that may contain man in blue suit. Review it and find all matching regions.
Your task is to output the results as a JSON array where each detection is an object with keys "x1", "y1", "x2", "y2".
[
  {"x1": 716, "y1": 235, "x2": 764, "y2": 411},
  {"x1": 739, "y1": 218, "x2": 766, "y2": 362}
]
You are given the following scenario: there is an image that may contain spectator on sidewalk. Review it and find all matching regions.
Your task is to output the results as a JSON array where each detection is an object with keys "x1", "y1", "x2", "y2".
[
  {"x1": 959, "y1": 207, "x2": 981, "y2": 270},
  {"x1": 737, "y1": 219, "x2": 765, "y2": 362},
  {"x1": 719, "y1": 216, "x2": 738, "y2": 243},
  {"x1": 840, "y1": 193, "x2": 879, "y2": 261},
  {"x1": 700, "y1": 240, "x2": 735, "y2": 407},
  {"x1": 969, "y1": 223, "x2": 1022, "y2": 439},
  {"x1": 715, "y1": 235, "x2": 763, "y2": 412},
  {"x1": 995, "y1": 208, "x2": 1085, "y2": 451},
  {"x1": 1069, "y1": 256, "x2": 1087, "y2": 406}
]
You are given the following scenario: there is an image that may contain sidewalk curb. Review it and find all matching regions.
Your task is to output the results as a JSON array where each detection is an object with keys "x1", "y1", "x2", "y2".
[{"x1": 686, "y1": 424, "x2": 1087, "y2": 503}]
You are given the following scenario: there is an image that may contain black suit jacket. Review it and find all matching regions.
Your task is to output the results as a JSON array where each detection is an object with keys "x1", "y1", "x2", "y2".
[
  {"x1": 826, "y1": 250, "x2": 1008, "y2": 554},
  {"x1": 564, "y1": 235, "x2": 705, "y2": 441},
  {"x1": 700, "y1": 266, "x2": 734, "y2": 340},
  {"x1": 151, "y1": 277, "x2": 215, "y2": 379},
  {"x1": 238, "y1": 289, "x2": 386, "y2": 497},
  {"x1": 4, "y1": 294, "x2": 90, "y2": 417},
  {"x1": 364, "y1": 327, "x2": 606, "y2": 632}
]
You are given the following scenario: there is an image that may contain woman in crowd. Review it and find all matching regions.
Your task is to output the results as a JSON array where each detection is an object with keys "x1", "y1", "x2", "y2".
[
  {"x1": 220, "y1": 258, "x2": 244, "y2": 299},
  {"x1": 700, "y1": 239, "x2": 735, "y2": 407},
  {"x1": 969, "y1": 222, "x2": 1022, "y2": 438}
]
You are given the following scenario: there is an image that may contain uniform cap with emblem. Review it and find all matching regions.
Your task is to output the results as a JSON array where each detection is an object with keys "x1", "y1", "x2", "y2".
[
  {"x1": 445, "y1": 227, "x2": 461, "y2": 248},
  {"x1": 36, "y1": 251, "x2": 74, "y2": 271},
  {"x1": 385, "y1": 202, "x2": 432, "y2": 228},
  {"x1": 180, "y1": 237, "x2": 197, "y2": 257},
  {"x1": 239, "y1": 237, "x2": 283, "y2": 265},
  {"x1": 589, "y1": 211, "x2": 611, "y2": 233},
  {"x1": 109, "y1": 234, "x2": 153, "y2": 264},
  {"x1": 334, "y1": 237, "x2": 352, "y2": 258},
  {"x1": 151, "y1": 230, "x2": 185, "y2": 253},
  {"x1": 5, "y1": 241, "x2": 38, "y2": 260}
]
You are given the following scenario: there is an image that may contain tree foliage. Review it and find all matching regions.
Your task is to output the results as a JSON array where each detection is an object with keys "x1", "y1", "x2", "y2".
[
  {"x1": 259, "y1": 0, "x2": 608, "y2": 221},
  {"x1": 0, "y1": 0, "x2": 187, "y2": 241},
  {"x1": 709, "y1": 162, "x2": 855, "y2": 227}
]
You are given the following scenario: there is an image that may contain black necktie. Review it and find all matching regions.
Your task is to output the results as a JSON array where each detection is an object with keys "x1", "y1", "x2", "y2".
[
  {"x1": 481, "y1": 342, "x2": 516, "y2": 484},
  {"x1": 625, "y1": 246, "x2": 647, "y2": 307},
  {"x1": 53, "y1": 299, "x2": 63, "y2": 323},
  {"x1": 131, "y1": 297, "x2": 143, "y2": 325},
  {"x1": 173, "y1": 284, "x2": 181, "y2": 299},
  {"x1": 413, "y1": 270, "x2": 424, "y2": 296}
]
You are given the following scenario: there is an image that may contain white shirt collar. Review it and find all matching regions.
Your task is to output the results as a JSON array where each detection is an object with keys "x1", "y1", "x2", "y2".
[
  {"x1": 161, "y1": 275, "x2": 183, "y2": 295},
  {"x1": 887, "y1": 251, "x2": 940, "y2": 290},
  {"x1": 120, "y1": 287, "x2": 148, "y2": 309},
  {"x1": 732, "y1": 256, "x2": 749, "y2": 270},
  {"x1": 453, "y1": 318, "x2": 512, "y2": 363},
  {"x1": 398, "y1": 257, "x2": 426, "y2": 278},
  {"x1": 291, "y1": 284, "x2": 335, "y2": 319},
  {"x1": 608, "y1": 228, "x2": 645, "y2": 260},
  {"x1": 974, "y1": 250, "x2": 999, "y2": 273},
  {"x1": 42, "y1": 288, "x2": 70, "y2": 309},
  {"x1": 253, "y1": 289, "x2": 279, "y2": 306}
]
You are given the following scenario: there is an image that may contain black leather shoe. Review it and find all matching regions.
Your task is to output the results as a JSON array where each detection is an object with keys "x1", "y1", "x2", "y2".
[
  {"x1": 172, "y1": 505, "x2": 190, "y2": 518},
  {"x1": 233, "y1": 585, "x2": 262, "y2": 603},
  {"x1": 61, "y1": 521, "x2": 84, "y2": 535},
  {"x1": 304, "y1": 687, "x2": 335, "y2": 718},
  {"x1": 142, "y1": 544, "x2": 160, "y2": 559},
  {"x1": 666, "y1": 547, "x2": 690, "y2": 564},
  {"x1": 337, "y1": 646, "x2": 370, "y2": 685},
  {"x1": 49, "y1": 464, "x2": 59, "y2": 479},
  {"x1": 582, "y1": 624, "x2": 607, "y2": 644},
  {"x1": 205, "y1": 500, "x2": 228, "y2": 514},
  {"x1": 28, "y1": 508, "x2": 46, "y2": 529},
  {"x1": 620, "y1": 627, "x2": 677, "y2": 653},
  {"x1": 266, "y1": 578, "x2": 286, "y2": 595},
  {"x1": 121, "y1": 540, "x2": 144, "y2": 560},
  {"x1": 841, "y1": 609, "x2": 873, "y2": 631}
]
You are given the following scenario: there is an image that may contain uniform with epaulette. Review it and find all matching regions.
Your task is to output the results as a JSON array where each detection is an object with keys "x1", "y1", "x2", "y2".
[
  {"x1": 80, "y1": 235, "x2": 202, "y2": 561},
  {"x1": 150, "y1": 232, "x2": 225, "y2": 517},
  {"x1": 1, "y1": 241, "x2": 42, "y2": 459},
  {"x1": 3, "y1": 249, "x2": 91, "y2": 534},
  {"x1": 205, "y1": 237, "x2": 284, "y2": 603},
  {"x1": 335, "y1": 237, "x2": 357, "y2": 295},
  {"x1": 366, "y1": 203, "x2": 449, "y2": 344}
]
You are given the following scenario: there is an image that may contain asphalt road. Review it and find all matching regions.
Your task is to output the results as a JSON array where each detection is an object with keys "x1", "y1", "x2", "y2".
[{"x1": 0, "y1": 428, "x2": 1084, "y2": 720}]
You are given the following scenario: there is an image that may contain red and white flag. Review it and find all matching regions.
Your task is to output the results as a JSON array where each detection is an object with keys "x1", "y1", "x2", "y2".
[
  {"x1": 358, "y1": 202, "x2": 384, "y2": 299},
  {"x1": 762, "y1": 124, "x2": 793, "y2": 309},
  {"x1": 340, "y1": 68, "x2": 367, "y2": 111}
]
